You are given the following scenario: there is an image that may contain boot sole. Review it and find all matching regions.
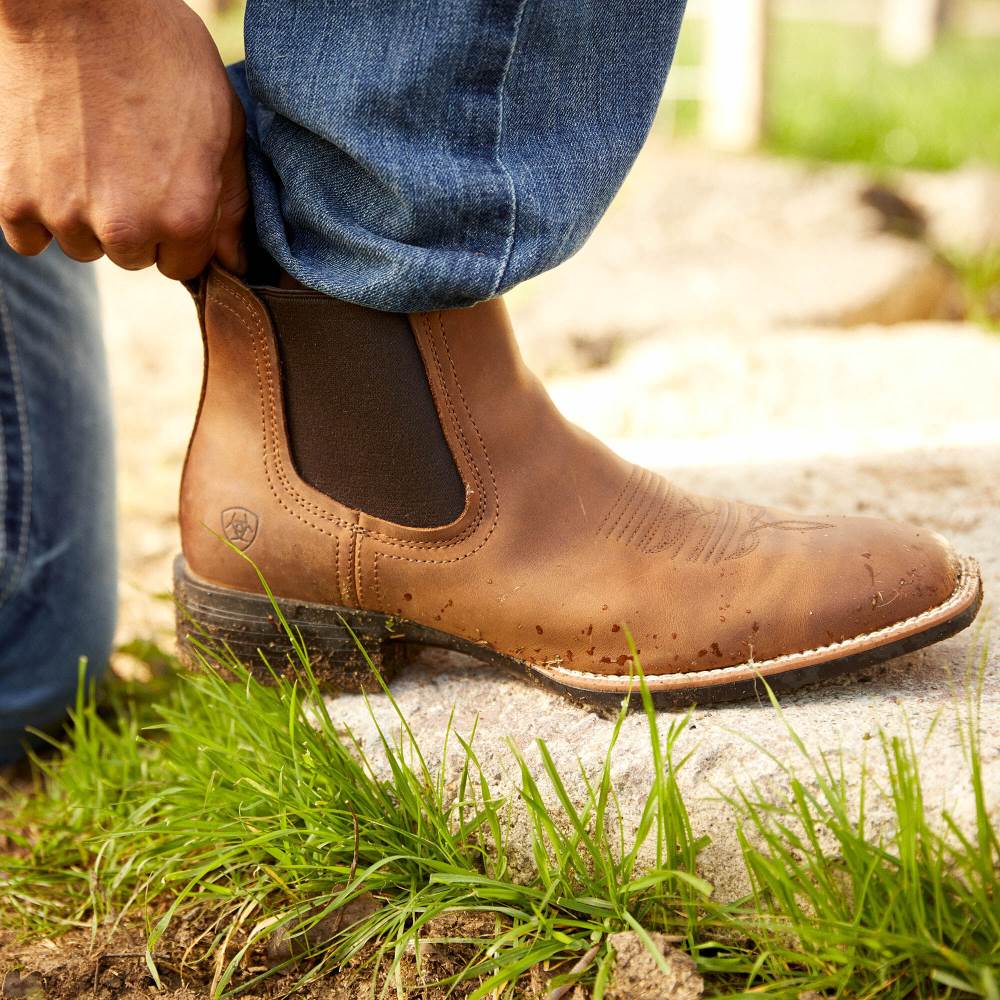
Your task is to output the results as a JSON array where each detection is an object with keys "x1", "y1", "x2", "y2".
[{"x1": 173, "y1": 554, "x2": 983, "y2": 708}]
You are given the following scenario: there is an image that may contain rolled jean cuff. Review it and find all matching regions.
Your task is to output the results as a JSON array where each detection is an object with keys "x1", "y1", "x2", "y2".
[{"x1": 234, "y1": 0, "x2": 687, "y2": 311}]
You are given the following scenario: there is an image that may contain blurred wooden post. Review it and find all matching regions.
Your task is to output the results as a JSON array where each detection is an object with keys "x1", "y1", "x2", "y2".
[
  {"x1": 880, "y1": 0, "x2": 943, "y2": 63},
  {"x1": 701, "y1": 0, "x2": 770, "y2": 153},
  {"x1": 183, "y1": 0, "x2": 213, "y2": 17},
  {"x1": 183, "y1": 0, "x2": 238, "y2": 16}
]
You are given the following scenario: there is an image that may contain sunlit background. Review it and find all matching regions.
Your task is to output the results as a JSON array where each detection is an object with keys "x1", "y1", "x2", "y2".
[{"x1": 190, "y1": 0, "x2": 1000, "y2": 322}]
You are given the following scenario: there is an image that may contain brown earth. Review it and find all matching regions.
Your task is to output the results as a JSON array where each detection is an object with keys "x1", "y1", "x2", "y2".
[
  {"x1": 0, "y1": 915, "x2": 495, "y2": 1000},
  {"x1": 1, "y1": 914, "x2": 680, "y2": 999}
]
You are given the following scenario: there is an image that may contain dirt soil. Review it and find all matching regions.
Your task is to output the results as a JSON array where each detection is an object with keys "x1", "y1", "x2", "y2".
[
  {"x1": 1, "y1": 913, "x2": 663, "y2": 999},
  {"x1": 0, "y1": 917, "x2": 494, "y2": 1000}
]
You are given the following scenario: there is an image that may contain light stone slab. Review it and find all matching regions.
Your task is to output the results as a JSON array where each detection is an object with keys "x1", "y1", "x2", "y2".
[{"x1": 324, "y1": 446, "x2": 997, "y2": 897}]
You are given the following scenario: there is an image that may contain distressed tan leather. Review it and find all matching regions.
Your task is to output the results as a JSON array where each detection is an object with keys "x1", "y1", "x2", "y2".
[{"x1": 180, "y1": 265, "x2": 979, "y2": 688}]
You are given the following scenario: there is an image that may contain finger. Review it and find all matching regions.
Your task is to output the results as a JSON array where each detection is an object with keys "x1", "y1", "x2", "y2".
[
  {"x1": 96, "y1": 217, "x2": 158, "y2": 271},
  {"x1": 212, "y1": 201, "x2": 248, "y2": 275},
  {"x1": 52, "y1": 224, "x2": 104, "y2": 263},
  {"x1": 154, "y1": 197, "x2": 220, "y2": 280},
  {"x1": 213, "y1": 92, "x2": 250, "y2": 275},
  {"x1": 101, "y1": 239, "x2": 157, "y2": 271},
  {"x1": 0, "y1": 220, "x2": 53, "y2": 256},
  {"x1": 155, "y1": 230, "x2": 216, "y2": 281}
]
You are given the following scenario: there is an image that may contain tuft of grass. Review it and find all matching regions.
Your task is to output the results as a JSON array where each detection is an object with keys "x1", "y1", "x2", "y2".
[
  {"x1": 1, "y1": 609, "x2": 997, "y2": 998},
  {"x1": 719, "y1": 648, "x2": 1000, "y2": 999},
  {"x1": 944, "y1": 246, "x2": 1000, "y2": 331},
  {"x1": 0, "y1": 632, "x2": 713, "y2": 998}
]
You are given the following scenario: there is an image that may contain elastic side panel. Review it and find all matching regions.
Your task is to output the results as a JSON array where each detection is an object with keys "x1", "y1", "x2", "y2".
[{"x1": 259, "y1": 288, "x2": 466, "y2": 528}]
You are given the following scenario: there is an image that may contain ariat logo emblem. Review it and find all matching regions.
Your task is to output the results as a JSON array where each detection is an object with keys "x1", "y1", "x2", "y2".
[{"x1": 221, "y1": 507, "x2": 259, "y2": 551}]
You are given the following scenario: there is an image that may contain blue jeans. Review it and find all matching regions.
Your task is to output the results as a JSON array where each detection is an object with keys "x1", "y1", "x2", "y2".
[
  {"x1": 234, "y1": 0, "x2": 687, "y2": 311},
  {"x1": 1, "y1": 2, "x2": 683, "y2": 759},
  {"x1": 0, "y1": 239, "x2": 117, "y2": 764}
]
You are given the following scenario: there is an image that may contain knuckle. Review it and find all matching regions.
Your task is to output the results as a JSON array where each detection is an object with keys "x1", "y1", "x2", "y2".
[
  {"x1": 160, "y1": 204, "x2": 214, "y2": 243},
  {"x1": 7, "y1": 228, "x2": 51, "y2": 256},
  {"x1": 96, "y1": 216, "x2": 149, "y2": 250},
  {"x1": 48, "y1": 204, "x2": 88, "y2": 237},
  {"x1": 61, "y1": 247, "x2": 103, "y2": 264}
]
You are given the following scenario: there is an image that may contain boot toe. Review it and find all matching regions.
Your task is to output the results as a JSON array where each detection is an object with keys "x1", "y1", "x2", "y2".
[
  {"x1": 712, "y1": 511, "x2": 967, "y2": 674},
  {"x1": 659, "y1": 510, "x2": 967, "y2": 676},
  {"x1": 815, "y1": 515, "x2": 958, "y2": 644}
]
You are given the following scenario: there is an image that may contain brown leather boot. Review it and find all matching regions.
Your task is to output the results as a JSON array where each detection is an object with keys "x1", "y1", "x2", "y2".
[{"x1": 175, "y1": 265, "x2": 982, "y2": 705}]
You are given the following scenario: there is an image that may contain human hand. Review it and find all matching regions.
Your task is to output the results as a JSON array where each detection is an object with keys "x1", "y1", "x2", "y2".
[{"x1": 0, "y1": 0, "x2": 248, "y2": 280}]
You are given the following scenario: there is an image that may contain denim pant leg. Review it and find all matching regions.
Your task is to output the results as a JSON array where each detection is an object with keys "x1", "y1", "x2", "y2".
[
  {"x1": 234, "y1": 0, "x2": 687, "y2": 311},
  {"x1": 0, "y1": 241, "x2": 116, "y2": 764}
]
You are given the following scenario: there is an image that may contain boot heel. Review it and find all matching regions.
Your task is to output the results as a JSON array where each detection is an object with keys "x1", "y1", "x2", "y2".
[{"x1": 173, "y1": 556, "x2": 400, "y2": 691}]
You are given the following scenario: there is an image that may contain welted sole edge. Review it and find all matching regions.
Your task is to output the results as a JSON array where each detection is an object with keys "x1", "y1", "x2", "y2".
[{"x1": 173, "y1": 555, "x2": 983, "y2": 708}]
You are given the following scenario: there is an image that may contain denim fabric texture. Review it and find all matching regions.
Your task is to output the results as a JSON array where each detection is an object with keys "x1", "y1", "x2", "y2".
[
  {"x1": 233, "y1": 0, "x2": 687, "y2": 311},
  {"x1": 0, "y1": 240, "x2": 116, "y2": 764}
]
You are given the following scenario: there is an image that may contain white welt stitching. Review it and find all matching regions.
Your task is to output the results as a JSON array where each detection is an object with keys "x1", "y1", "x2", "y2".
[{"x1": 537, "y1": 555, "x2": 981, "y2": 688}]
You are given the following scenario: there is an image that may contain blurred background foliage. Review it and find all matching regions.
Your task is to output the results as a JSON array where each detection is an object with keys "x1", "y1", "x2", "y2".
[
  {"x1": 194, "y1": 0, "x2": 1000, "y2": 325},
  {"x1": 763, "y1": 23, "x2": 1000, "y2": 169},
  {"x1": 666, "y1": 10, "x2": 1000, "y2": 171}
]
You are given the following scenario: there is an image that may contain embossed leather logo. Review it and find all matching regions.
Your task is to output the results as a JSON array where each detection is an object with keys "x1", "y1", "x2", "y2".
[{"x1": 221, "y1": 507, "x2": 259, "y2": 551}]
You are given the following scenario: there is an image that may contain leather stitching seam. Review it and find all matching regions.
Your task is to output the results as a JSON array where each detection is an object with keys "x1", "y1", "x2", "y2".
[
  {"x1": 618, "y1": 468, "x2": 649, "y2": 546},
  {"x1": 639, "y1": 479, "x2": 674, "y2": 553},
  {"x1": 372, "y1": 312, "x2": 503, "y2": 586},
  {"x1": 597, "y1": 466, "x2": 636, "y2": 537},
  {"x1": 208, "y1": 284, "x2": 492, "y2": 554},
  {"x1": 203, "y1": 289, "x2": 342, "y2": 603},
  {"x1": 606, "y1": 466, "x2": 643, "y2": 541}
]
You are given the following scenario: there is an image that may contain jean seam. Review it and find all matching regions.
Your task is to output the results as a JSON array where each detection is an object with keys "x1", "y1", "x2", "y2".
[
  {"x1": 487, "y1": 0, "x2": 530, "y2": 298},
  {"x1": 0, "y1": 280, "x2": 32, "y2": 608}
]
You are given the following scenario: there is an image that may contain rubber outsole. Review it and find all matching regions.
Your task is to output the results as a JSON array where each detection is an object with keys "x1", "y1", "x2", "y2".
[{"x1": 173, "y1": 555, "x2": 983, "y2": 708}]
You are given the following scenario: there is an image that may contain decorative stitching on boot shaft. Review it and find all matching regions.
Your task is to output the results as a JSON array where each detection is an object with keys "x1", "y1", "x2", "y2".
[
  {"x1": 206, "y1": 281, "x2": 499, "y2": 558},
  {"x1": 599, "y1": 465, "x2": 832, "y2": 566}
]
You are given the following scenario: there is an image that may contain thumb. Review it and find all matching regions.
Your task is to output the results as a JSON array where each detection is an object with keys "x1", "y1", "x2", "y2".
[{"x1": 213, "y1": 91, "x2": 250, "y2": 274}]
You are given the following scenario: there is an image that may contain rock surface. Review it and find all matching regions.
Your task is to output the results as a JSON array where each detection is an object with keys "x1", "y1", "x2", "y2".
[
  {"x1": 605, "y1": 932, "x2": 703, "y2": 1000},
  {"x1": 900, "y1": 164, "x2": 1000, "y2": 256},
  {"x1": 100, "y1": 143, "x2": 999, "y2": 897},
  {"x1": 510, "y1": 141, "x2": 978, "y2": 374}
]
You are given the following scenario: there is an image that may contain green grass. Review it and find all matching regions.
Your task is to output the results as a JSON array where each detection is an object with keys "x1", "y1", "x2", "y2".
[
  {"x1": 767, "y1": 21, "x2": 1000, "y2": 170},
  {"x1": 663, "y1": 19, "x2": 1000, "y2": 170},
  {"x1": 1, "y1": 620, "x2": 997, "y2": 998},
  {"x1": 944, "y1": 246, "x2": 1000, "y2": 331}
]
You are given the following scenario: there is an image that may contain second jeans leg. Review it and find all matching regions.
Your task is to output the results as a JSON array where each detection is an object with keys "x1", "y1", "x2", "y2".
[{"x1": 0, "y1": 242, "x2": 116, "y2": 764}]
